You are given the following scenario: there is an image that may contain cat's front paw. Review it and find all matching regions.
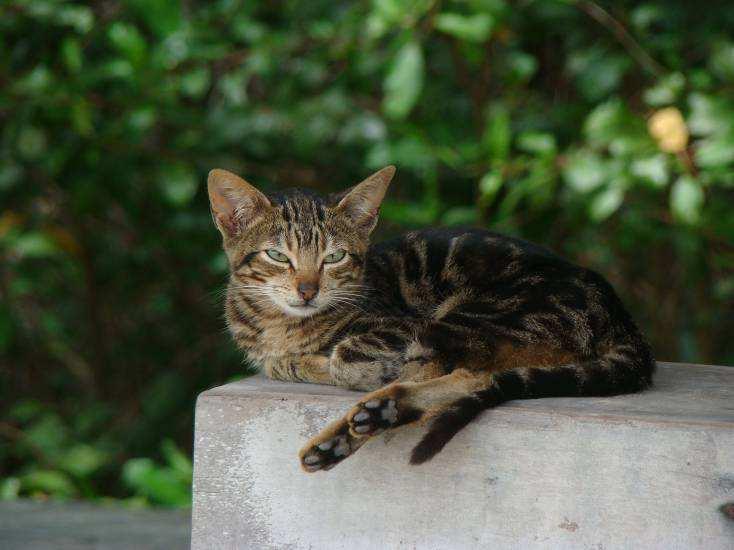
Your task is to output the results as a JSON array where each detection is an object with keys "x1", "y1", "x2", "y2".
[
  {"x1": 300, "y1": 433, "x2": 351, "y2": 472},
  {"x1": 299, "y1": 419, "x2": 365, "y2": 473}
]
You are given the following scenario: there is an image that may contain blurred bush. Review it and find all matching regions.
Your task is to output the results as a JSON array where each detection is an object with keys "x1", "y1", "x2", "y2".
[{"x1": 1, "y1": 0, "x2": 732, "y2": 504}]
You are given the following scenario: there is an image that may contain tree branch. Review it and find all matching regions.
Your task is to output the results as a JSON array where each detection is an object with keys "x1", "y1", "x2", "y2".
[{"x1": 575, "y1": 0, "x2": 667, "y2": 78}]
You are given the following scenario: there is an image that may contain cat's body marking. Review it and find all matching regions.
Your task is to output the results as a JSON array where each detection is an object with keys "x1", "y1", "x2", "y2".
[{"x1": 207, "y1": 166, "x2": 655, "y2": 472}]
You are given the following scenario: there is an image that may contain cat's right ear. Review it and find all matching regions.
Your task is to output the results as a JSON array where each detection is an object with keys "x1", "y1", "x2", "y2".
[{"x1": 207, "y1": 169, "x2": 272, "y2": 238}]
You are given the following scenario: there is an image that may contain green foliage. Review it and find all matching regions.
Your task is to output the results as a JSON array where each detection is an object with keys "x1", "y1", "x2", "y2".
[
  {"x1": 1, "y1": 0, "x2": 733, "y2": 504},
  {"x1": 122, "y1": 440, "x2": 192, "y2": 507},
  {"x1": 1, "y1": 398, "x2": 192, "y2": 506}
]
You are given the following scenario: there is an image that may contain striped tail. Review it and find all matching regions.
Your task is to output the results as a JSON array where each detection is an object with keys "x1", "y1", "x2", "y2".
[{"x1": 409, "y1": 339, "x2": 655, "y2": 465}]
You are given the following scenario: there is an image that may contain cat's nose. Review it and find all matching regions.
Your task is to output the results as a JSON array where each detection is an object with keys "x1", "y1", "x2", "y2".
[{"x1": 297, "y1": 281, "x2": 319, "y2": 302}]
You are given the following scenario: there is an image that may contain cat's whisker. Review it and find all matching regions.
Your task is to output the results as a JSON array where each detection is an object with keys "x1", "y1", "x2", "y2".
[
  {"x1": 327, "y1": 297, "x2": 368, "y2": 315},
  {"x1": 329, "y1": 296, "x2": 363, "y2": 305}
]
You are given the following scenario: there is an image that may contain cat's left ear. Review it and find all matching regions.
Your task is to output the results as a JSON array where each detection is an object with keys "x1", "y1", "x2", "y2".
[{"x1": 336, "y1": 166, "x2": 396, "y2": 233}]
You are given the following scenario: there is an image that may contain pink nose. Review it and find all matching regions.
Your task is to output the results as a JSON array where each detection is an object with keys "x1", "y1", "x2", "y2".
[{"x1": 297, "y1": 282, "x2": 318, "y2": 302}]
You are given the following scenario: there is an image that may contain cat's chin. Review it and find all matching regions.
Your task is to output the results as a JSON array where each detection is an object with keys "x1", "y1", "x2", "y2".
[{"x1": 280, "y1": 303, "x2": 323, "y2": 318}]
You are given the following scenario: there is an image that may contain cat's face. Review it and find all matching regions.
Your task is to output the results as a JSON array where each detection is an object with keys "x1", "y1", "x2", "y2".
[{"x1": 208, "y1": 166, "x2": 395, "y2": 317}]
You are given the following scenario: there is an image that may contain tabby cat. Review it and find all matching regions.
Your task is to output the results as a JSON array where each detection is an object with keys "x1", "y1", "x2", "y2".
[{"x1": 207, "y1": 166, "x2": 655, "y2": 472}]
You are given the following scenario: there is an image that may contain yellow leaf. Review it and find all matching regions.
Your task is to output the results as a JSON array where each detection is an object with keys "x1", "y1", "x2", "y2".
[{"x1": 648, "y1": 107, "x2": 689, "y2": 153}]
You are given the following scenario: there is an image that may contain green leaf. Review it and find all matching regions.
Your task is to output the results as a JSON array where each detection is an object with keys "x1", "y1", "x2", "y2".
[
  {"x1": 688, "y1": 93, "x2": 734, "y2": 137},
  {"x1": 219, "y1": 70, "x2": 249, "y2": 106},
  {"x1": 373, "y1": 0, "x2": 405, "y2": 24},
  {"x1": 506, "y1": 51, "x2": 537, "y2": 82},
  {"x1": 21, "y1": 470, "x2": 76, "y2": 498},
  {"x1": 55, "y1": 5, "x2": 94, "y2": 34},
  {"x1": 127, "y1": 107, "x2": 157, "y2": 133},
  {"x1": 232, "y1": 16, "x2": 268, "y2": 43},
  {"x1": 382, "y1": 40, "x2": 425, "y2": 120},
  {"x1": 434, "y1": 13, "x2": 494, "y2": 43},
  {"x1": 589, "y1": 186, "x2": 624, "y2": 221},
  {"x1": 181, "y1": 67, "x2": 211, "y2": 100},
  {"x1": 61, "y1": 37, "x2": 83, "y2": 73},
  {"x1": 630, "y1": 155, "x2": 669, "y2": 188},
  {"x1": 631, "y1": 4, "x2": 663, "y2": 30},
  {"x1": 696, "y1": 137, "x2": 734, "y2": 168},
  {"x1": 100, "y1": 59, "x2": 134, "y2": 81},
  {"x1": 10, "y1": 232, "x2": 59, "y2": 259},
  {"x1": 643, "y1": 73, "x2": 685, "y2": 106},
  {"x1": 122, "y1": 458, "x2": 191, "y2": 507},
  {"x1": 58, "y1": 445, "x2": 107, "y2": 478},
  {"x1": 128, "y1": 0, "x2": 183, "y2": 38},
  {"x1": 159, "y1": 30, "x2": 191, "y2": 69},
  {"x1": 563, "y1": 151, "x2": 606, "y2": 193},
  {"x1": 161, "y1": 440, "x2": 193, "y2": 481},
  {"x1": 371, "y1": 0, "x2": 434, "y2": 27},
  {"x1": 24, "y1": 414, "x2": 68, "y2": 459},
  {"x1": 479, "y1": 170, "x2": 503, "y2": 199},
  {"x1": 13, "y1": 65, "x2": 52, "y2": 94},
  {"x1": 108, "y1": 22, "x2": 147, "y2": 65},
  {"x1": 584, "y1": 100, "x2": 626, "y2": 146},
  {"x1": 483, "y1": 106, "x2": 511, "y2": 164},
  {"x1": 670, "y1": 176, "x2": 704, "y2": 224},
  {"x1": 517, "y1": 132, "x2": 556, "y2": 155}
]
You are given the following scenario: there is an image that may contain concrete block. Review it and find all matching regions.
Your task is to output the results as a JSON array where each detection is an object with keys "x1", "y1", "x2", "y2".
[{"x1": 191, "y1": 363, "x2": 734, "y2": 549}]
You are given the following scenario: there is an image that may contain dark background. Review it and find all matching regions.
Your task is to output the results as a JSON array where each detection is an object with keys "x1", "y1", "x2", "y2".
[{"x1": 1, "y1": 0, "x2": 732, "y2": 506}]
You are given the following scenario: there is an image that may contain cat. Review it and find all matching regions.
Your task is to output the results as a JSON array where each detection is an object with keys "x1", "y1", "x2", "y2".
[{"x1": 207, "y1": 166, "x2": 655, "y2": 472}]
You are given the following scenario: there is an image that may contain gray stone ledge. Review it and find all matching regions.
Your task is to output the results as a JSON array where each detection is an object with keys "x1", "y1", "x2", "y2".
[
  {"x1": 0, "y1": 500, "x2": 190, "y2": 550},
  {"x1": 192, "y1": 362, "x2": 734, "y2": 549}
]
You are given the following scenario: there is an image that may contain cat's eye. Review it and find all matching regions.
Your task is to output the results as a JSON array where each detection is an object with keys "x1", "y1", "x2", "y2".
[
  {"x1": 265, "y1": 249, "x2": 289, "y2": 263},
  {"x1": 323, "y1": 249, "x2": 347, "y2": 264}
]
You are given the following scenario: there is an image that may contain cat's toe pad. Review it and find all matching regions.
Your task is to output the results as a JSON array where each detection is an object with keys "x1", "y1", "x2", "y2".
[
  {"x1": 299, "y1": 434, "x2": 351, "y2": 472},
  {"x1": 348, "y1": 398, "x2": 398, "y2": 437}
]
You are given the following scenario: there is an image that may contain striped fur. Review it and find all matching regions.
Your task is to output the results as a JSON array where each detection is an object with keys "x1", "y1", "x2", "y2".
[{"x1": 207, "y1": 167, "x2": 655, "y2": 472}]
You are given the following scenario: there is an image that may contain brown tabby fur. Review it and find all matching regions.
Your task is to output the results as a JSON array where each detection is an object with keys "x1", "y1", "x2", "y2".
[{"x1": 207, "y1": 166, "x2": 655, "y2": 472}]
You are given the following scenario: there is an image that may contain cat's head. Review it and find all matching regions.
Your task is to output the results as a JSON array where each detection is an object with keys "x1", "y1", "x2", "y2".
[{"x1": 207, "y1": 166, "x2": 395, "y2": 317}]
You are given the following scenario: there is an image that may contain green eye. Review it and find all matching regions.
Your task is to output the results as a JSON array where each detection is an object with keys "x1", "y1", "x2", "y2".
[
  {"x1": 323, "y1": 249, "x2": 346, "y2": 264},
  {"x1": 265, "y1": 249, "x2": 289, "y2": 263}
]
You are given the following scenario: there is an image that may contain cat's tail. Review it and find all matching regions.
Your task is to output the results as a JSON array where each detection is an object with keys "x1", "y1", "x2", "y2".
[{"x1": 409, "y1": 338, "x2": 655, "y2": 465}]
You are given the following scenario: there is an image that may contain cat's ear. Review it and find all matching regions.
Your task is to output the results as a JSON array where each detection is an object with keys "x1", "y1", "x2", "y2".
[
  {"x1": 207, "y1": 169, "x2": 272, "y2": 238},
  {"x1": 336, "y1": 166, "x2": 395, "y2": 233}
]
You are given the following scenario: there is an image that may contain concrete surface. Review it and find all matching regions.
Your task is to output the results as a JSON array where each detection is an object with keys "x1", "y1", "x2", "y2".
[
  {"x1": 0, "y1": 500, "x2": 190, "y2": 549},
  {"x1": 191, "y1": 362, "x2": 734, "y2": 549}
]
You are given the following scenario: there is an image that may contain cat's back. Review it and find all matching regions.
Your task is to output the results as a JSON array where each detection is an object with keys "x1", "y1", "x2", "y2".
[{"x1": 364, "y1": 227, "x2": 583, "y2": 314}]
